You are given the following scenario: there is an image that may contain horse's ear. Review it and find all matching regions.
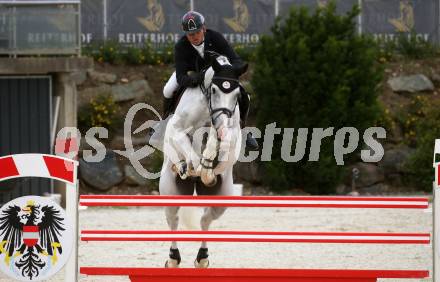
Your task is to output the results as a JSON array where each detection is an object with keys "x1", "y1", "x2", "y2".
[
  {"x1": 204, "y1": 50, "x2": 216, "y2": 67},
  {"x1": 212, "y1": 56, "x2": 221, "y2": 73},
  {"x1": 234, "y1": 62, "x2": 248, "y2": 77}
]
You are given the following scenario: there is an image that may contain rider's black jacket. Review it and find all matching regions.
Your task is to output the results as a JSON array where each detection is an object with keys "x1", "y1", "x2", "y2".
[{"x1": 174, "y1": 29, "x2": 243, "y2": 88}]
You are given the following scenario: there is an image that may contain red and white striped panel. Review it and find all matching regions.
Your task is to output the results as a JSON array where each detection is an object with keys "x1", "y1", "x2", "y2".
[
  {"x1": 79, "y1": 195, "x2": 429, "y2": 209},
  {"x1": 0, "y1": 154, "x2": 78, "y2": 184},
  {"x1": 437, "y1": 163, "x2": 440, "y2": 187},
  {"x1": 81, "y1": 230, "x2": 430, "y2": 244}
]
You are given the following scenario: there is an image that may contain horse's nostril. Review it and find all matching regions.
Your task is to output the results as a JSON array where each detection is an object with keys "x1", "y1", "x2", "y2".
[{"x1": 217, "y1": 126, "x2": 227, "y2": 140}]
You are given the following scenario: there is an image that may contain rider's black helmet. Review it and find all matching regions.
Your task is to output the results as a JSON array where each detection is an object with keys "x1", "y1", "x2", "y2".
[{"x1": 182, "y1": 11, "x2": 205, "y2": 34}]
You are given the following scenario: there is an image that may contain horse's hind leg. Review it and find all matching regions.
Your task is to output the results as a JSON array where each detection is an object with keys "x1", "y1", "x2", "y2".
[
  {"x1": 194, "y1": 169, "x2": 234, "y2": 268},
  {"x1": 194, "y1": 206, "x2": 227, "y2": 267},
  {"x1": 160, "y1": 160, "x2": 182, "y2": 268},
  {"x1": 160, "y1": 159, "x2": 197, "y2": 268},
  {"x1": 164, "y1": 206, "x2": 181, "y2": 268}
]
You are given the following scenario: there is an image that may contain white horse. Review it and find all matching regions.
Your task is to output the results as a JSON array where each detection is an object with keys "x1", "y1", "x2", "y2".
[{"x1": 159, "y1": 55, "x2": 247, "y2": 268}]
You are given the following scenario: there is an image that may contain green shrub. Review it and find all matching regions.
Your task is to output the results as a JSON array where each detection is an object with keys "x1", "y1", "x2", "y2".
[
  {"x1": 252, "y1": 1, "x2": 383, "y2": 194},
  {"x1": 85, "y1": 40, "x2": 124, "y2": 64},
  {"x1": 375, "y1": 32, "x2": 439, "y2": 61},
  {"x1": 376, "y1": 37, "x2": 397, "y2": 63},
  {"x1": 125, "y1": 46, "x2": 146, "y2": 65},
  {"x1": 82, "y1": 41, "x2": 175, "y2": 66},
  {"x1": 155, "y1": 43, "x2": 175, "y2": 65},
  {"x1": 78, "y1": 94, "x2": 121, "y2": 133},
  {"x1": 233, "y1": 44, "x2": 257, "y2": 62},
  {"x1": 395, "y1": 95, "x2": 427, "y2": 147},
  {"x1": 82, "y1": 41, "x2": 124, "y2": 64},
  {"x1": 395, "y1": 32, "x2": 438, "y2": 60},
  {"x1": 404, "y1": 97, "x2": 440, "y2": 191},
  {"x1": 148, "y1": 150, "x2": 164, "y2": 190}
]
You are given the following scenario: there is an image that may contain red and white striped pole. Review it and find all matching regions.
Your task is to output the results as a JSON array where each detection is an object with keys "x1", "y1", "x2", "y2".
[{"x1": 434, "y1": 139, "x2": 440, "y2": 282}]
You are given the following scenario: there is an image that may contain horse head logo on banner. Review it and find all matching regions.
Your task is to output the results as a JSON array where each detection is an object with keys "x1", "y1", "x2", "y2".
[
  {"x1": 138, "y1": 0, "x2": 165, "y2": 32},
  {"x1": 224, "y1": 0, "x2": 250, "y2": 33},
  {"x1": 389, "y1": 0, "x2": 414, "y2": 32}
]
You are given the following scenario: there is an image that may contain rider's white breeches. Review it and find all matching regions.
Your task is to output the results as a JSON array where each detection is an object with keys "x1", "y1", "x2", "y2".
[{"x1": 163, "y1": 71, "x2": 179, "y2": 98}]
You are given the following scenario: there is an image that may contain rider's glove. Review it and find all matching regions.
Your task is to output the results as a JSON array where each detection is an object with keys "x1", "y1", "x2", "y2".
[{"x1": 187, "y1": 71, "x2": 203, "y2": 87}]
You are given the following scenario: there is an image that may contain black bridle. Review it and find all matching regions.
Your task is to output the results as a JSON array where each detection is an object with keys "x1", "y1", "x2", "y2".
[{"x1": 201, "y1": 75, "x2": 239, "y2": 125}]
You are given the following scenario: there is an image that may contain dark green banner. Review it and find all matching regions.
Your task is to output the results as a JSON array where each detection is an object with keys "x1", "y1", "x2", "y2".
[
  {"x1": 195, "y1": 0, "x2": 275, "y2": 44},
  {"x1": 80, "y1": 0, "x2": 439, "y2": 45},
  {"x1": 279, "y1": 0, "x2": 359, "y2": 18},
  {"x1": 107, "y1": 0, "x2": 189, "y2": 45},
  {"x1": 81, "y1": 0, "x2": 104, "y2": 43},
  {"x1": 363, "y1": 0, "x2": 438, "y2": 42}
]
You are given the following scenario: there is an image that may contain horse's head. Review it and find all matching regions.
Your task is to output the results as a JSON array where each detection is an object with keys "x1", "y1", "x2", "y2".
[{"x1": 205, "y1": 55, "x2": 248, "y2": 140}]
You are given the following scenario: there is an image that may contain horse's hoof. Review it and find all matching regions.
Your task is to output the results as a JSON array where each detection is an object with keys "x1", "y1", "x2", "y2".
[
  {"x1": 194, "y1": 258, "x2": 209, "y2": 268},
  {"x1": 165, "y1": 247, "x2": 181, "y2": 268},
  {"x1": 165, "y1": 259, "x2": 180, "y2": 268},
  {"x1": 205, "y1": 177, "x2": 217, "y2": 187},
  {"x1": 201, "y1": 171, "x2": 217, "y2": 187},
  {"x1": 194, "y1": 247, "x2": 209, "y2": 268},
  {"x1": 172, "y1": 161, "x2": 188, "y2": 179}
]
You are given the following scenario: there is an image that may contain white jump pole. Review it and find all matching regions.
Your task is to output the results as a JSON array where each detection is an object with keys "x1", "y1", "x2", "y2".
[
  {"x1": 64, "y1": 164, "x2": 78, "y2": 282},
  {"x1": 54, "y1": 134, "x2": 79, "y2": 282},
  {"x1": 433, "y1": 139, "x2": 440, "y2": 282}
]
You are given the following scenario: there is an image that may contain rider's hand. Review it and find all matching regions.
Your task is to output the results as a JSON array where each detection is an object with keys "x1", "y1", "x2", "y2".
[{"x1": 187, "y1": 71, "x2": 203, "y2": 87}]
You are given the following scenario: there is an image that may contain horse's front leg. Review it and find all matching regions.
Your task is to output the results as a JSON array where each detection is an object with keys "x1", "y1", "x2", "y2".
[
  {"x1": 200, "y1": 126, "x2": 218, "y2": 186},
  {"x1": 164, "y1": 206, "x2": 181, "y2": 268},
  {"x1": 166, "y1": 124, "x2": 201, "y2": 179}
]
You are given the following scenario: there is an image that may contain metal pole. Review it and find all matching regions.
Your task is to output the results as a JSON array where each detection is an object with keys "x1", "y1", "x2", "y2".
[
  {"x1": 438, "y1": 0, "x2": 440, "y2": 44},
  {"x1": 103, "y1": 0, "x2": 107, "y2": 41},
  {"x1": 190, "y1": 0, "x2": 194, "y2": 11},
  {"x1": 275, "y1": 0, "x2": 279, "y2": 17},
  {"x1": 12, "y1": 2, "x2": 16, "y2": 57},
  {"x1": 77, "y1": 1, "x2": 81, "y2": 56},
  {"x1": 51, "y1": 96, "x2": 61, "y2": 152},
  {"x1": 358, "y1": 0, "x2": 362, "y2": 35}
]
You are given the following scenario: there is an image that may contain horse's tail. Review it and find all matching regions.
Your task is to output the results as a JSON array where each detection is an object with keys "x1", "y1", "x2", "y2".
[{"x1": 179, "y1": 207, "x2": 201, "y2": 230}]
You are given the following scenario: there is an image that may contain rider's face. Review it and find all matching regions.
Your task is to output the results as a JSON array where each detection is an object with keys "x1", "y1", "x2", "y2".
[{"x1": 186, "y1": 27, "x2": 205, "y2": 45}]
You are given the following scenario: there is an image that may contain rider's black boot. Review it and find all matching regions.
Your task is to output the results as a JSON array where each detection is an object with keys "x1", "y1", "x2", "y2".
[
  {"x1": 238, "y1": 86, "x2": 259, "y2": 150},
  {"x1": 147, "y1": 96, "x2": 174, "y2": 139},
  {"x1": 163, "y1": 96, "x2": 174, "y2": 118}
]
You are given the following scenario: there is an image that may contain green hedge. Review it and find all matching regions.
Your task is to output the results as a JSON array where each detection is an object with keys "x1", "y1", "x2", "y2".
[
  {"x1": 404, "y1": 97, "x2": 440, "y2": 191},
  {"x1": 252, "y1": 2, "x2": 383, "y2": 194},
  {"x1": 82, "y1": 41, "x2": 257, "y2": 65}
]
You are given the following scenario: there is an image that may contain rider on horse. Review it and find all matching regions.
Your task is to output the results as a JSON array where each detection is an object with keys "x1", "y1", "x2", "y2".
[{"x1": 163, "y1": 11, "x2": 259, "y2": 150}]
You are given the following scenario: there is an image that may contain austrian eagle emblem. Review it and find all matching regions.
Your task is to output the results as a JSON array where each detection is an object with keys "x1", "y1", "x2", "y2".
[{"x1": 0, "y1": 198, "x2": 66, "y2": 280}]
